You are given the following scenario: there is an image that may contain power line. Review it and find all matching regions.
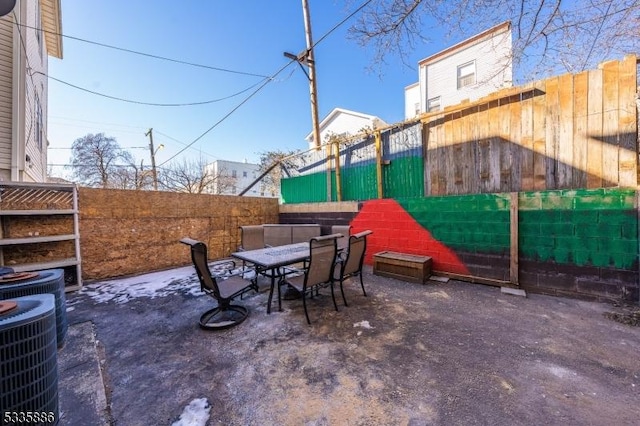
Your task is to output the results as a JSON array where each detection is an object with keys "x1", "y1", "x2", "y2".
[
  {"x1": 15, "y1": 22, "x2": 271, "y2": 79},
  {"x1": 49, "y1": 0, "x2": 374, "y2": 169},
  {"x1": 157, "y1": 0, "x2": 375, "y2": 167},
  {"x1": 153, "y1": 130, "x2": 220, "y2": 160},
  {"x1": 49, "y1": 115, "x2": 148, "y2": 129},
  {"x1": 39, "y1": 71, "x2": 270, "y2": 107},
  {"x1": 48, "y1": 122, "x2": 147, "y2": 135},
  {"x1": 157, "y1": 61, "x2": 296, "y2": 167},
  {"x1": 313, "y1": 0, "x2": 374, "y2": 48}
]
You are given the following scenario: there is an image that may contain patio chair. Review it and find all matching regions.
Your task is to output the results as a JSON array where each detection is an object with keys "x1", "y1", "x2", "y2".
[
  {"x1": 239, "y1": 225, "x2": 266, "y2": 251},
  {"x1": 281, "y1": 233, "x2": 341, "y2": 325},
  {"x1": 331, "y1": 224, "x2": 352, "y2": 253},
  {"x1": 180, "y1": 238, "x2": 258, "y2": 330},
  {"x1": 238, "y1": 225, "x2": 267, "y2": 279},
  {"x1": 334, "y1": 230, "x2": 373, "y2": 306}
]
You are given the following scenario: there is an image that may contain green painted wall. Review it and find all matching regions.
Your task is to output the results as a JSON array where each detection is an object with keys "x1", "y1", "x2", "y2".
[
  {"x1": 384, "y1": 156, "x2": 425, "y2": 198},
  {"x1": 398, "y1": 194, "x2": 511, "y2": 255},
  {"x1": 282, "y1": 156, "x2": 424, "y2": 203},
  {"x1": 519, "y1": 188, "x2": 637, "y2": 269},
  {"x1": 281, "y1": 172, "x2": 332, "y2": 203},
  {"x1": 341, "y1": 164, "x2": 377, "y2": 201}
]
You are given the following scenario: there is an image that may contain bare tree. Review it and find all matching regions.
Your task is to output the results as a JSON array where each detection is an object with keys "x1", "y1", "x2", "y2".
[
  {"x1": 347, "y1": 0, "x2": 640, "y2": 81},
  {"x1": 257, "y1": 149, "x2": 305, "y2": 196},
  {"x1": 110, "y1": 156, "x2": 153, "y2": 190},
  {"x1": 159, "y1": 157, "x2": 234, "y2": 194},
  {"x1": 69, "y1": 133, "x2": 133, "y2": 188}
]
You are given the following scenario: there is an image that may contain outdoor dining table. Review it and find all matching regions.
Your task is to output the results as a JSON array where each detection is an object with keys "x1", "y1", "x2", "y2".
[{"x1": 231, "y1": 242, "x2": 311, "y2": 314}]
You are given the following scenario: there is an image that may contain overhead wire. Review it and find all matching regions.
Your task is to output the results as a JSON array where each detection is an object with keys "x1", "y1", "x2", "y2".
[
  {"x1": 153, "y1": 130, "x2": 220, "y2": 160},
  {"x1": 156, "y1": 60, "x2": 297, "y2": 167},
  {"x1": 15, "y1": 22, "x2": 271, "y2": 78},
  {"x1": 157, "y1": 0, "x2": 375, "y2": 167},
  {"x1": 313, "y1": 0, "x2": 374, "y2": 48},
  {"x1": 46, "y1": 0, "x2": 374, "y2": 168},
  {"x1": 40, "y1": 72, "x2": 270, "y2": 107}
]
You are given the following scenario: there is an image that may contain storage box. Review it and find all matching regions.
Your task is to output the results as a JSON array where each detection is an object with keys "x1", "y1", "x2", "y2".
[{"x1": 373, "y1": 251, "x2": 432, "y2": 284}]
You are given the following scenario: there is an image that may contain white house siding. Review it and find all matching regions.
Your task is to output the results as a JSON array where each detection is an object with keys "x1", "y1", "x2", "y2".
[
  {"x1": 22, "y1": 0, "x2": 49, "y2": 182},
  {"x1": 307, "y1": 110, "x2": 385, "y2": 150},
  {"x1": 0, "y1": 16, "x2": 13, "y2": 179},
  {"x1": 403, "y1": 83, "x2": 420, "y2": 119},
  {"x1": 0, "y1": 0, "x2": 52, "y2": 183},
  {"x1": 422, "y1": 28, "x2": 512, "y2": 110}
]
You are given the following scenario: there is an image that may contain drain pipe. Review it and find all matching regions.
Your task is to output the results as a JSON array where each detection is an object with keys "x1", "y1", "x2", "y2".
[{"x1": 11, "y1": 3, "x2": 26, "y2": 181}]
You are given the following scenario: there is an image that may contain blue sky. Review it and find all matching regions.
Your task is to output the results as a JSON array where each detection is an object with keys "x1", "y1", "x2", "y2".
[{"x1": 47, "y1": 1, "x2": 451, "y2": 176}]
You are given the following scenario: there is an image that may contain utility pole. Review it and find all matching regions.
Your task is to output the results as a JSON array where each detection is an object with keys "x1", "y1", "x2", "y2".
[
  {"x1": 284, "y1": 1, "x2": 330, "y2": 200},
  {"x1": 301, "y1": 0, "x2": 331, "y2": 201},
  {"x1": 145, "y1": 128, "x2": 159, "y2": 190}
]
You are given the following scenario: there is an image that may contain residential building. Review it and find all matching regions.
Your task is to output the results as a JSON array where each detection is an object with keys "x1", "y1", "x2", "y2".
[
  {"x1": 404, "y1": 21, "x2": 512, "y2": 119},
  {"x1": 305, "y1": 107, "x2": 388, "y2": 150},
  {"x1": 205, "y1": 159, "x2": 278, "y2": 198},
  {"x1": 0, "y1": 0, "x2": 63, "y2": 182}
]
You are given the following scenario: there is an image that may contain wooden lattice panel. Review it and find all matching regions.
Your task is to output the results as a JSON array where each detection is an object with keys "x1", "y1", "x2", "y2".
[{"x1": 0, "y1": 186, "x2": 74, "y2": 210}]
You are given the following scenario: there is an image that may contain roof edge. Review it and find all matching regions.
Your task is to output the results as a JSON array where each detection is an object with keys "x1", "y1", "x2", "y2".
[
  {"x1": 41, "y1": 0, "x2": 63, "y2": 59},
  {"x1": 418, "y1": 21, "x2": 510, "y2": 67}
]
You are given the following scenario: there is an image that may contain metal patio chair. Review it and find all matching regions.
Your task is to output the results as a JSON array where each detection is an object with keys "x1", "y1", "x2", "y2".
[
  {"x1": 239, "y1": 225, "x2": 266, "y2": 251},
  {"x1": 334, "y1": 230, "x2": 373, "y2": 306},
  {"x1": 238, "y1": 225, "x2": 268, "y2": 280},
  {"x1": 181, "y1": 238, "x2": 258, "y2": 330},
  {"x1": 331, "y1": 224, "x2": 352, "y2": 253},
  {"x1": 281, "y1": 234, "x2": 341, "y2": 325}
]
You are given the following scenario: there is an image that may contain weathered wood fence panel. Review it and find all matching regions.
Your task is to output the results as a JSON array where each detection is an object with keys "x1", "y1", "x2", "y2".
[{"x1": 422, "y1": 55, "x2": 638, "y2": 195}]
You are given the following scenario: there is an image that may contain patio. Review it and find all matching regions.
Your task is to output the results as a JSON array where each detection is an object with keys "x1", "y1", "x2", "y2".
[{"x1": 57, "y1": 266, "x2": 640, "y2": 425}]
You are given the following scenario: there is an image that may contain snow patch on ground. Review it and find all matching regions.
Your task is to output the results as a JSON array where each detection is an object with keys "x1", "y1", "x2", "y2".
[
  {"x1": 353, "y1": 320, "x2": 373, "y2": 329},
  {"x1": 81, "y1": 263, "x2": 253, "y2": 305},
  {"x1": 172, "y1": 398, "x2": 211, "y2": 426}
]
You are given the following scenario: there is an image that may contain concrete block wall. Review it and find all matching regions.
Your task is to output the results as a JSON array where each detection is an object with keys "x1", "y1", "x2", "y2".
[
  {"x1": 286, "y1": 189, "x2": 638, "y2": 303},
  {"x1": 79, "y1": 188, "x2": 279, "y2": 280},
  {"x1": 518, "y1": 188, "x2": 638, "y2": 301},
  {"x1": 279, "y1": 202, "x2": 360, "y2": 235},
  {"x1": 396, "y1": 194, "x2": 511, "y2": 280}
]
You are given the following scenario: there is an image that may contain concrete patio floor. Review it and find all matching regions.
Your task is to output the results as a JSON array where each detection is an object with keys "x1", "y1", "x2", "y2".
[{"x1": 57, "y1": 266, "x2": 640, "y2": 425}]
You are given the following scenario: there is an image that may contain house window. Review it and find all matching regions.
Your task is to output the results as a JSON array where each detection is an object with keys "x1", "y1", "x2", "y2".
[
  {"x1": 414, "y1": 102, "x2": 420, "y2": 116},
  {"x1": 457, "y1": 61, "x2": 476, "y2": 89},
  {"x1": 231, "y1": 185, "x2": 236, "y2": 194},
  {"x1": 243, "y1": 171, "x2": 247, "y2": 178},
  {"x1": 427, "y1": 97, "x2": 441, "y2": 112},
  {"x1": 35, "y1": 93, "x2": 43, "y2": 150},
  {"x1": 35, "y1": 2, "x2": 42, "y2": 58},
  {"x1": 231, "y1": 170, "x2": 237, "y2": 178}
]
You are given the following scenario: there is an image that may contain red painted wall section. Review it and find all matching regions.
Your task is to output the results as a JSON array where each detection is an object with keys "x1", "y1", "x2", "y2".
[{"x1": 350, "y1": 199, "x2": 470, "y2": 275}]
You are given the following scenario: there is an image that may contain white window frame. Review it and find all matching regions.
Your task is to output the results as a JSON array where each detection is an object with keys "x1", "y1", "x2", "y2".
[
  {"x1": 35, "y1": 2, "x2": 42, "y2": 58},
  {"x1": 457, "y1": 61, "x2": 476, "y2": 89},
  {"x1": 35, "y1": 93, "x2": 43, "y2": 150},
  {"x1": 427, "y1": 96, "x2": 441, "y2": 112}
]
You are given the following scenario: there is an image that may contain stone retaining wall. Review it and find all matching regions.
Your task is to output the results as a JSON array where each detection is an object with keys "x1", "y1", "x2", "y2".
[{"x1": 79, "y1": 188, "x2": 279, "y2": 280}]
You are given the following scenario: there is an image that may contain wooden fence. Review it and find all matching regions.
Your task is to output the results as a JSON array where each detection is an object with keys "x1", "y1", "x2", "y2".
[{"x1": 424, "y1": 54, "x2": 638, "y2": 195}]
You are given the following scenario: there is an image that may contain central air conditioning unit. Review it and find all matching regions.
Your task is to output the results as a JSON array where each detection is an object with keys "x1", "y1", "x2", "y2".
[
  {"x1": 0, "y1": 294, "x2": 59, "y2": 425},
  {"x1": 0, "y1": 269, "x2": 68, "y2": 348}
]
